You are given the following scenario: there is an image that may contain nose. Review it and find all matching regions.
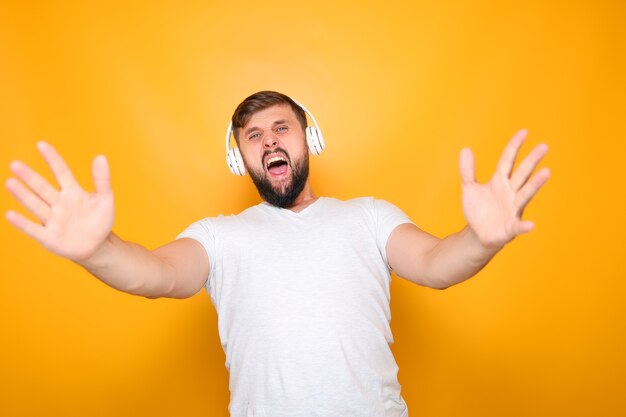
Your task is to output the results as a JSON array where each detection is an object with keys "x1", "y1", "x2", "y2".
[{"x1": 262, "y1": 131, "x2": 278, "y2": 149}]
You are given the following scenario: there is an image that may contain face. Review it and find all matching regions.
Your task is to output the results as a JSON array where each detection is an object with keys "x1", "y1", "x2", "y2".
[{"x1": 238, "y1": 104, "x2": 310, "y2": 208}]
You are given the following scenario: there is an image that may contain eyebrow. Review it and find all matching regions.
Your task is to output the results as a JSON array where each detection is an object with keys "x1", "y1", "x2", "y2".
[{"x1": 243, "y1": 120, "x2": 289, "y2": 137}]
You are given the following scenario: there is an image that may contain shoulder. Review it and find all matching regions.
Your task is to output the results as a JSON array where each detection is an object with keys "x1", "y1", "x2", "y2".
[
  {"x1": 319, "y1": 197, "x2": 408, "y2": 229},
  {"x1": 324, "y1": 196, "x2": 402, "y2": 214},
  {"x1": 321, "y1": 196, "x2": 374, "y2": 208},
  {"x1": 210, "y1": 203, "x2": 268, "y2": 223},
  {"x1": 179, "y1": 203, "x2": 266, "y2": 233},
  {"x1": 331, "y1": 197, "x2": 413, "y2": 231}
]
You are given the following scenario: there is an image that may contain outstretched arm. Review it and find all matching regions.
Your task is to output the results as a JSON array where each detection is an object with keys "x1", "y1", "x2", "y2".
[
  {"x1": 5, "y1": 142, "x2": 207, "y2": 299},
  {"x1": 387, "y1": 129, "x2": 550, "y2": 289}
]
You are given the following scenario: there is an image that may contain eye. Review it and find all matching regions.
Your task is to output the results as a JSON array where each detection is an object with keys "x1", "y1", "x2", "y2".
[
  {"x1": 248, "y1": 132, "x2": 261, "y2": 140},
  {"x1": 276, "y1": 125, "x2": 288, "y2": 133}
]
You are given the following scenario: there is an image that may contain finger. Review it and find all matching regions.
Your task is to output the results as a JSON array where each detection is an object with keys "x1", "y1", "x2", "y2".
[
  {"x1": 37, "y1": 141, "x2": 79, "y2": 190},
  {"x1": 510, "y1": 143, "x2": 549, "y2": 191},
  {"x1": 495, "y1": 129, "x2": 527, "y2": 177},
  {"x1": 514, "y1": 220, "x2": 535, "y2": 235},
  {"x1": 459, "y1": 148, "x2": 476, "y2": 185},
  {"x1": 515, "y1": 167, "x2": 550, "y2": 210},
  {"x1": 5, "y1": 178, "x2": 52, "y2": 223},
  {"x1": 92, "y1": 155, "x2": 111, "y2": 194},
  {"x1": 6, "y1": 210, "x2": 46, "y2": 243},
  {"x1": 9, "y1": 160, "x2": 60, "y2": 205}
]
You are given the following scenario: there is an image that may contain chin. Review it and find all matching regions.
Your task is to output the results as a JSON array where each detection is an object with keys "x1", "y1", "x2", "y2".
[{"x1": 247, "y1": 153, "x2": 309, "y2": 209}]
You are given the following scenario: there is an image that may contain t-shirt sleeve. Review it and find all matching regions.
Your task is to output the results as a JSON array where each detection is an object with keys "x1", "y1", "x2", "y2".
[
  {"x1": 373, "y1": 199, "x2": 414, "y2": 266},
  {"x1": 176, "y1": 217, "x2": 217, "y2": 291}
]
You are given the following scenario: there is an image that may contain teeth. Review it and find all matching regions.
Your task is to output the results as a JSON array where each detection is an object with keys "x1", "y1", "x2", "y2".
[{"x1": 266, "y1": 156, "x2": 287, "y2": 167}]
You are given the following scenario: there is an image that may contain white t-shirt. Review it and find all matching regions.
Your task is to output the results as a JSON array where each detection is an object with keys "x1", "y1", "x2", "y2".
[{"x1": 178, "y1": 197, "x2": 413, "y2": 417}]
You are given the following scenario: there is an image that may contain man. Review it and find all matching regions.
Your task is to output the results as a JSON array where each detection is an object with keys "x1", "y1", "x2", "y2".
[{"x1": 5, "y1": 91, "x2": 550, "y2": 416}]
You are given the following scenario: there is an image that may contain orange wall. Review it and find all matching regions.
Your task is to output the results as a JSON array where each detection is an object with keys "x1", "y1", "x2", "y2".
[{"x1": 1, "y1": 1, "x2": 624, "y2": 416}]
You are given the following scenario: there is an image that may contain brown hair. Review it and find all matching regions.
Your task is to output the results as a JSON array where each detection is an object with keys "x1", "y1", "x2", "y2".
[{"x1": 231, "y1": 91, "x2": 307, "y2": 142}]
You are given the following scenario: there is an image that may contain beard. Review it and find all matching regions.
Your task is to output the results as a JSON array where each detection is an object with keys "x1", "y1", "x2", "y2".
[{"x1": 246, "y1": 147, "x2": 309, "y2": 209}]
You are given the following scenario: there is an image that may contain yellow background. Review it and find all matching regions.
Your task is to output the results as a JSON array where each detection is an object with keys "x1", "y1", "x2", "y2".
[{"x1": 1, "y1": 1, "x2": 624, "y2": 416}]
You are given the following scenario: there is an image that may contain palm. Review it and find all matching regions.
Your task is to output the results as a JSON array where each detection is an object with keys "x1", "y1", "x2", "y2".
[
  {"x1": 459, "y1": 130, "x2": 550, "y2": 250},
  {"x1": 42, "y1": 184, "x2": 113, "y2": 260},
  {"x1": 6, "y1": 142, "x2": 114, "y2": 262}
]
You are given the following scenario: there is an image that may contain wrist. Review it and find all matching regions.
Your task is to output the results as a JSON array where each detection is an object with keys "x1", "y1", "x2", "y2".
[
  {"x1": 463, "y1": 226, "x2": 504, "y2": 259},
  {"x1": 75, "y1": 232, "x2": 118, "y2": 270}
]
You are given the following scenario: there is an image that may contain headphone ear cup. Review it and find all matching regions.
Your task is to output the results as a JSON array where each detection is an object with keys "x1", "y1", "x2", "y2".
[
  {"x1": 227, "y1": 147, "x2": 246, "y2": 176},
  {"x1": 306, "y1": 127, "x2": 325, "y2": 156}
]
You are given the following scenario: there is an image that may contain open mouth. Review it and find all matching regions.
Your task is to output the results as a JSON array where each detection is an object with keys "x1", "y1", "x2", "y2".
[{"x1": 266, "y1": 155, "x2": 289, "y2": 176}]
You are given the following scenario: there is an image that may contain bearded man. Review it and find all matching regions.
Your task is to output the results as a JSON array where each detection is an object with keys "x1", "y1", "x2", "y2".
[{"x1": 5, "y1": 91, "x2": 550, "y2": 417}]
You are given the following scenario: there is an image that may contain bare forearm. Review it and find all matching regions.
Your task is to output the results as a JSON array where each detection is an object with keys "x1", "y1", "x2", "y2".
[
  {"x1": 421, "y1": 226, "x2": 501, "y2": 289},
  {"x1": 5, "y1": 142, "x2": 205, "y2": 299},
  {"x1": 77, "y1": 233, "x2": 174, "y2": 298}
]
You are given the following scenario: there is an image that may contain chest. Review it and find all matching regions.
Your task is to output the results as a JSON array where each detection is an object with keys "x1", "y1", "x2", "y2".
[{"x1": 213, "y1": 211, "x2": 389, "y2": 328}]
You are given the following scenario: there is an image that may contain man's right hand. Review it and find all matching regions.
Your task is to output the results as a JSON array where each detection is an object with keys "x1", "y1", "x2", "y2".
[{"x1": 5, "y1": 141, "x2": 114, "y2": 263}]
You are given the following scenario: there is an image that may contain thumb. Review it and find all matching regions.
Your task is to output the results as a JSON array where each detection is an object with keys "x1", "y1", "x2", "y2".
[
  {"x1": 459, "y1": 147, "x2": 476, "y2": 186},
  {"x1": 92, "y1": 155, "x2": 111, "y2": 194},
  {"x1": 515, "y1": 220, "x2": 535, "y2": 235}
]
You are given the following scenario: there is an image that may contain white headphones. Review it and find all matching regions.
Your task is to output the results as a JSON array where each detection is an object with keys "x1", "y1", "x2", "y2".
[{"x1": 225, "y1": 99, "x2": 325, "y2": 176}]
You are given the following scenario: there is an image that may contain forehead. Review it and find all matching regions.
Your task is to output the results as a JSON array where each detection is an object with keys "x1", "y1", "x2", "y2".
[{"x1": 242, "y1": 104, "x2": 298, "y2": 129}]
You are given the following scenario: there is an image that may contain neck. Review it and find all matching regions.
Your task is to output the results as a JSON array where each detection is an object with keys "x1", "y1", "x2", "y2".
[{"x1": 285, "y1": 181, "x2": 317, "y2": 213}]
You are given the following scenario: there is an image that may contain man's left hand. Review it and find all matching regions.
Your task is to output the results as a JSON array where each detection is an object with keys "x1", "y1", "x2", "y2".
[{"x1": 459, "y1": 129, "x2": 550, "y2": 251}]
